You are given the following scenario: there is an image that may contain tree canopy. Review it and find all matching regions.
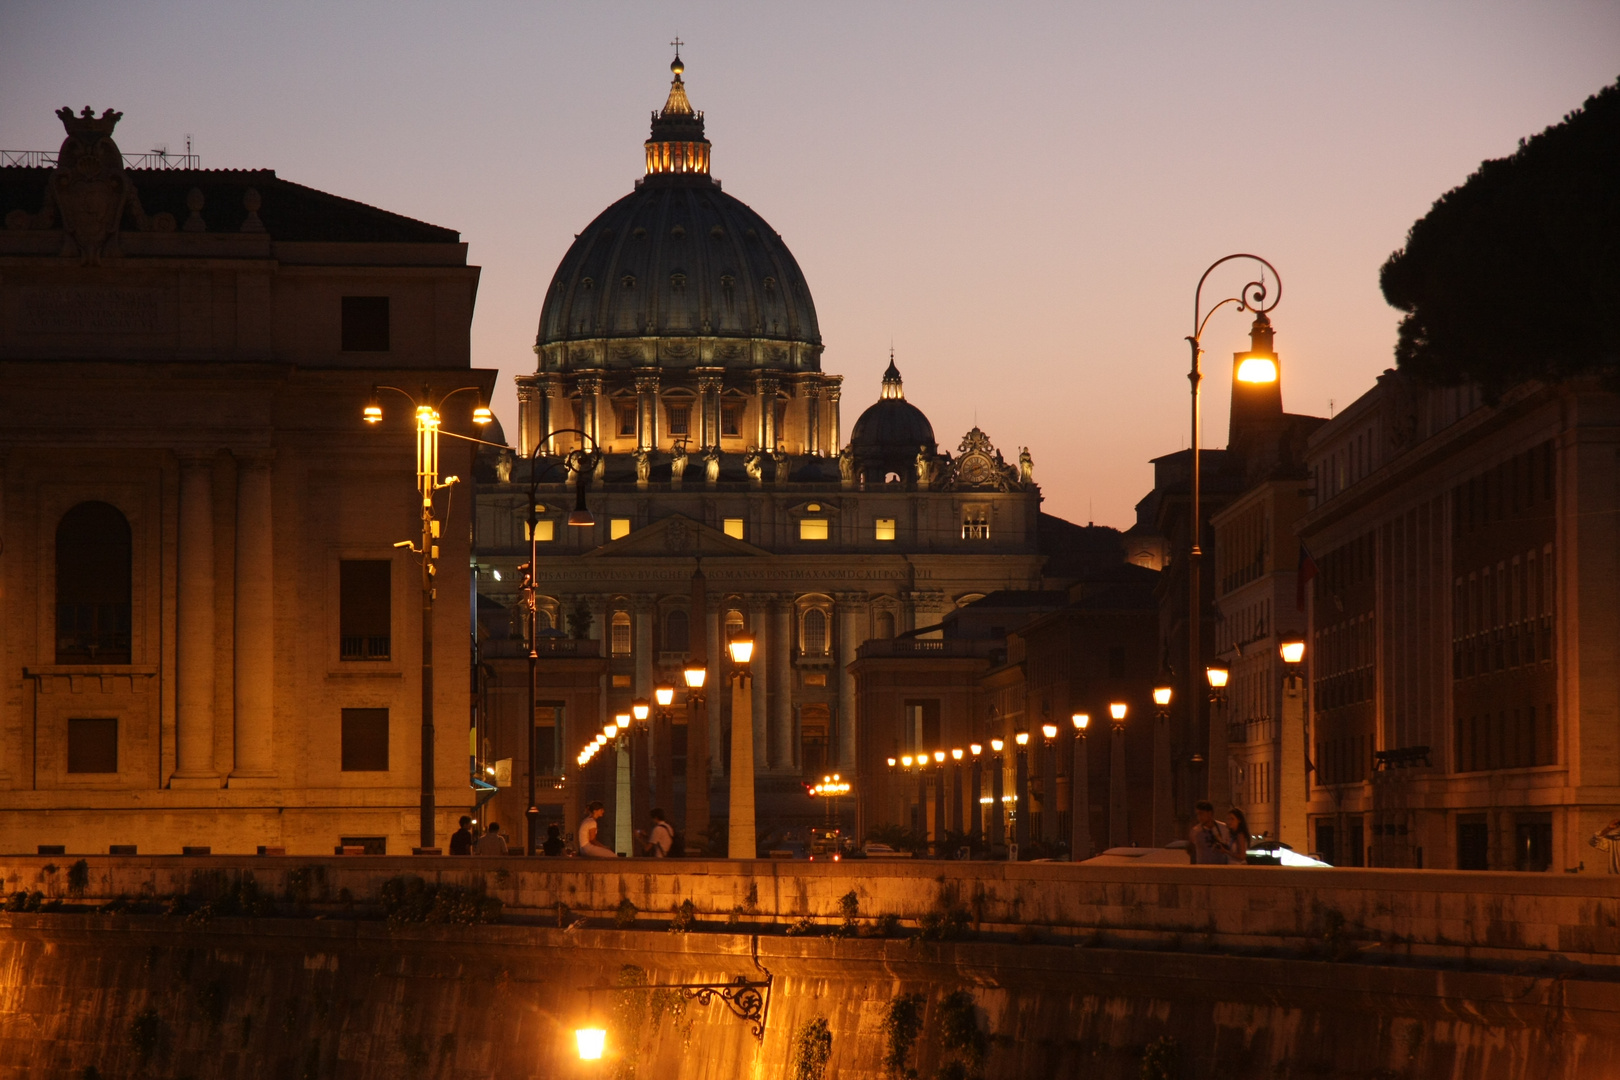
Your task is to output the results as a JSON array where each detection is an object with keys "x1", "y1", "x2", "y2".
[{"x1": 1380, "y1": 77, "x2": 1620, "y2": 399}]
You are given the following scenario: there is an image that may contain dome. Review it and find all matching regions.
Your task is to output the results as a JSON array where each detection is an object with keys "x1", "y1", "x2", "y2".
[
  {"x1": 848, "y1": 357, "x2": 936, "y2": 480},
  {"x1": 535, "y1": 57, "x2": 821, "y2": 372}
]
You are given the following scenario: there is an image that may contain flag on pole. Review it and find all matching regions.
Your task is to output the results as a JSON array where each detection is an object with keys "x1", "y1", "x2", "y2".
[{"x1": 1296, "y1": 543, "x2": 1319, "y2": 611}]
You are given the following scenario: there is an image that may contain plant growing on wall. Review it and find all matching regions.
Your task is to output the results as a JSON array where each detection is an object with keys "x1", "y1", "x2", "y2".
[
  {"x1": 611, "y1": 965, "x2": 651, "y2": 1080},
  {"x1": 615, "y1": 898, "x2": 639, "y2": 928},
  {"x1": 936, "y1": 990, "x2": 987, "y2": 1077},
  {"x1": 1140, "y1": 1035, "x2": 1181, "y2": 1080},
  {"x1": 790, "y1": 1017, "x2": 833, "y2": 1080},
  {"x1": 883, "y1": 993, "x2": 926, "y2": 1078}
]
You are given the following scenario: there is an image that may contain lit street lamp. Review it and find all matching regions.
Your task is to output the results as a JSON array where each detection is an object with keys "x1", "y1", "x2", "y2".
[
  {"x1": 1278, "y1": 637, "x2": 1308, "y2": 848},
  {"x1": 1184, "y1": 255, "x2": 1282, "y2": 814},
  {"x1": 1152, "y1": 685, "x2": 1173, "y2": 845},
  {"x1": 949, "y1": 748, "x2": 965, "y2": 840},
  {"x1": 727, "y1": 636, "x2": 756, "y2": 858},
  {"x1": 1108, "y1": 702, "x2": 1129, "y2": 847},
  {"x1": 1013, "y1": 729, "x2": 1030, "y2": 858},
  {"x1": 364, "y1": 383, "x2": 493, "y2": 851},
  {"x1": 1070, "y1": 713, "x2": 1091, "y2": 861},
  {"x1": 968, "y1": 743, "x2": 984, "y2": 850},
  {"x1": 1206, "y1": 664, "x2": 1231, "y2": 811},
  {"x1": 684, "y1": 661, "x2": 708, "y2": 848},
  {"x1": 1040, "y1": 722, "x2": 1058, "y2": 845},
  {"x1": 989, "y1": 737, "x2": 1006, "y2": 852}
]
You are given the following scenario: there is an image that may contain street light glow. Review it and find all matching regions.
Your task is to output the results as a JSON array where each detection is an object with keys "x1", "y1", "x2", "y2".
[
  {"x1": 632, "y1": 699, "x2": 650, "y2": 722},
  {"x1": 1109, "y1": 702, "x2": 1128, "y2": 721},
  {"x1": 951, "y1": 748, "x2": 964, "y2": 761},
  {"x1": 970, "y1": 743, "x2": 982, "y2": 756},
  {"x1": 684, "y1": 665, "x2": 707, "y2": 689},
  {"x1": 1235, "y1": 355, "x2": 1279, "y2": 383},
  {"x1": 1280, "y1": 639, "x2": 1307, "y2": 665},
  {"x1": 728, "y1": 637, "x2": 755, "y2": 665},
  {"x1": 1014, "y1": 732, "x2": 1029, "y2": 746},
  {"x1": 576, "y1": 1028, "x2": 606, "y2": 1061},
  {"x1": 1153, "y1": 686, "x2": 1173, "y2": 707},
  {"x1": 901, "y1": 755, "x2": 914, "y2": 767},
  {"x1": 933, "y1": 750, "x2": 946, "y2": 763},
  {"x1": 990, "y1": 738, "x2": 1005, "y2": 753},
  {"x1": 1072, "y1": 712, "x2": 1090, "y2": 731},
  {"x1": 655, "y1": 685, "x2": 675, "y2": 707},
  {"x1": 1206, "y1": 665, "x2": 1230, "y2": 689},
  {"x1": 1041, "y1": 724, "x2": 1057, "y2": 740}
]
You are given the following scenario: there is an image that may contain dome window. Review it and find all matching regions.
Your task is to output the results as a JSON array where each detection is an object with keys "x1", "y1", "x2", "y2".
[
  {"x1": 670, "y1": 224, "x2": 686, "y2": 239},
  {"x1": 670, "y1": 272, "x2": 687, "y2": 292},
  {"x1": 632, "y1": 227, "x2": 647, "y2": 240},
  {"x1": 710, "y1": 225, "x2": 725, "y2": 239},
  {"x1": 580, "y1": 277, "x2": 594, "y2": 291},
  {"x1": 621, "y1": 274, "x2": 636, "y2": 290},
  {"x1": 745, "y1": 228, "x2": 758, "y2": 241}
]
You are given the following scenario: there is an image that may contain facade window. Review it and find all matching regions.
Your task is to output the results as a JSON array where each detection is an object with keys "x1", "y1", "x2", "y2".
[
  {"x1": 802, "y1": 609, "x2": 828, "y2": 656},
  {"x1": 774, "y1": 399, "x2": 788, "y2": 441},
  {"x1": 721, "y1": 402, "x2": 743, "y2": 437},
  {"x1": 55, "y1": 501, "x2": 133, "y2": 664},
  {"x1": 666, "y1": 403, "x2": 691, "y2": 436},
  {"x1": 874, "y1": 518, "x2": 896, "y2": 541},
  {"x1": 340, "y1": 296, "x2": 390, "y2": 351},
  {"x1": 962, "y1": 506, "x2": 990, "y2": 540},
  {"x1": 534, "y1": 704, "x2": 564, "y2": 777},
  {"x1": 664, "y1": 609, "x2": 690, "y2": 653},
  {"x1": 339, "y1": 560, "x2": 391, "y2": 660},
  {"x1": 67, "y1": 717, "x2": 118, "y2": 774},
  {"x1": 725, "y1": 609, "x2": 745, "y2": 640},
  {"x1": 610, "y1": 518, "x2": 631, "y2": 540},
  {"x1": 723, "y1": 518, "x2": 744, "y2": 540},
  {"x1": 799, "y1": 518, "x2": 829, "y2": 541},
  {"x1": 611, "y1": 611, "x2": 632, "y2": 656},
  {"x1": 875, "y1": 611, "x2": 896, "y2": 639},
  {"x1": 340, "y1": 708, "x2": 389, "y2": 771},
  {"x1": 525, "y1": 519, "x2": 555, "y2": 542},
  {"x1": 617, "y1": 406, "x2": 637, "y2": 438},
  {"x1": 535, "y1": 609, "x2": 553, "y2": 633}
]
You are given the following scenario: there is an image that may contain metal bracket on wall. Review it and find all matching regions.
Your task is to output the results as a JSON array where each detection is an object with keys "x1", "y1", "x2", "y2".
[{"x1": 582, "y1": 974, "x2": 772, "y2": 1040}]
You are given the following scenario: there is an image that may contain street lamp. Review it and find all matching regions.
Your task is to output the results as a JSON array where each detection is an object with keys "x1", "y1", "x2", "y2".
[
  {"x1": 1039, "y1": 723, "x2": 1058, "y2": 845},
  {"x1": 518, "y1": 428, "x2": 599, "y2": 855},
  {"x1": 727, "y1": 636, "x2": 756, "y2": 858},
  {"x1": 1206, "y1": 664, "x2": 1232, "y2": 808},
  {"x1": 989, "y1": 737, "x2": 1006, "y2": 851},
  {"x1": 364, "y1": 383, "x2": 494, "y2": 851},
  {"x1": 1277, "y1": 636, "x2": 1308, "y2": 848},
  {"x1": 968, "y1": 743, "x2": 983, "y2": 850},
  {"x1": 1151, "y1": 685, "x2": 1173, "y2": 845},
  {"x1": 1012, "y1": 729, "x2": 1030, "y2": 858},
  {"x1": 1071, "y1": 713, "x2": 1091, "y2": 861},
  {"x1": 949, "y1": 748, "x2": 965, "y2": 840},
  {"x1": 1185, "y1": 255, "x2": 1282, "y2": 816},
  {"x1": 1108, "y1": 702, "x2": 1128, "y2": 848}
]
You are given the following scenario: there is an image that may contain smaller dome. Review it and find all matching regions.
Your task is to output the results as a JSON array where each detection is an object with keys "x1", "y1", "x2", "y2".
[{"x1": 848, "y1": 356, "x2": 936, "y2": 481}]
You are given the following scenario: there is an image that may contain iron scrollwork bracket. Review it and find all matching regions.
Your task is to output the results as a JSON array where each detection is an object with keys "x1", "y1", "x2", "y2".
[{"x1": 684, "y1": 975, "x2": 770, "y2": 1040}]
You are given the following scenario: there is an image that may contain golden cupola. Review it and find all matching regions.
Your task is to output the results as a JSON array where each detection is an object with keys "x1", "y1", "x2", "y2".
[{"x1": 645, "y1": 53, "x2": 711, "y2": 178}]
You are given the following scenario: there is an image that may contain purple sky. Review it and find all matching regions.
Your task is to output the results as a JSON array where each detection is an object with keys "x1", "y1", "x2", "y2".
[{"x1": 5, "y1": 2, "x2": 1616, "y2": 526}]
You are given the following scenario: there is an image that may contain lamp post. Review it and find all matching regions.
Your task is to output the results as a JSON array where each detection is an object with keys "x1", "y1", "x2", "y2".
[
  {"x1": 969, "y1": 743, "x2": 984, "y2": 851},
  {"x1": 1278, "y1": 637, "x2": 1308, "y2": 850},
  {"x1": 932, "y1": 750, "x2": 947, "y2": 856},
  {"x1": 364, "y1": 383, "x2": 494, "y2": 851},
  {"x1": 652, "y1": 683, "x2": 676, "y2": 821},
  {"x1": 1206, "y1": 664, "x2": 1231, "y2": 813},
  {"x1": 518, "y1": 427, "x2": 599, "y2": 855},
  {"x1": 810, "y1": 773, "x2": 851, "y2": 832},
  {"x1": 727, "y1": 636, "x2": 756, "y2": 858},
  {"x1": 1108, "y1": 702, "x2": 1128, "y2": 847},
  {"x1": 1070, "y1": 713, "x2": 1091, "y2": 861},
  {"x1": 1152, "y1": 685, "x2": 1173, "y2": 845},
  {"x1": 989, "y1": 738, "x2": 1005, "y2": 853},
  {"x1": 1185, "y1": 255, "x2": 1282, "y2": 810},
  {"x1": 684, "y1": 662, "x2": 708, "y2": 849},
  {"x1": 1040, "y1": 722, "x2": 1058, "y2": 844},
  {"x1": 1013, "y1": 729, "x2": 1030, "y2": 858},
  {"x1": 949, "y1": 748, "x2": 965, "y2": 841}
]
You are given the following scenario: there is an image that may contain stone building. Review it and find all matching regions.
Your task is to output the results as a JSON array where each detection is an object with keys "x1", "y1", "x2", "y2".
[
  {"x1": 471, "y1": 57, "x2": 1052, "y2": 853},
  {"x1": 1297, "y1": 370, "x2": 1620, "y2": 872},
  {"x1": 0, "y1": 107, "x2": 492, "y2": 854}
]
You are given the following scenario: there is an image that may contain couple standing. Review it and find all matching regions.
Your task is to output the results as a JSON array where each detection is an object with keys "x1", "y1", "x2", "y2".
[{"x1": 1189, "y1": 801, "x2": 1253, "y2": 864}]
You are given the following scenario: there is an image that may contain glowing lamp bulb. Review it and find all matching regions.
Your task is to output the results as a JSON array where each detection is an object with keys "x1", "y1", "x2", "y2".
[
  {"x1": 1042, "y1": 724, "x2": 1057, "y2": 740},
  {"x1": 970, "y1": 743, "x2": 982, "y2": 756},
  {"x1": 632, "y1": 700, "x2": 650, "y2": 722},
  {"x1": 887, "y1": 757, "x2": 897, "y2": 768},
  {"x1": 655, "y1": 686, "x2": 675, "y2": 708},
  {"x1": 933, "y1": 751, "x2": 945, "y2": 763},
  {"x1": 576, "y1": 1028, "x2": 606, "y2": 1061},
  {"x1": 1014, "y1": 732, "x2": 1029, "y2": 746},
  {"x1": 363, "y1": 402, "x2": 382, "y2": 424},
  {"x1": 1153, "y1": 686, "x2": 1173, "y2": 707},
  {"x1": 1072, "y1": 712, "x2": 1090, "y2": 731},
  {"x1": 729, "y1": 638, "x2": 755, "y2": 665},
  {"x1": 901, "y1": 755, "x2": 913, "y2": 767},
  {"x1": 1236, "y1": 355, "x2": 1279, "y2": 384},
  {"x1": 1109, "y1": 702, "x2": 1128, "y2": 721},
  {"x1": 990, "y1": 738, "x2": 1004, "y2": 753},
  {"x1": 951, "y1": 748, "x2": 964, "y2": 761},
  {"x1": 684, "y1": 666, "x2": 707, "y2": 689},
  {"x1": 472, "y1": 403, "x2": 494, "y2": 425},
  {"x1": 1280, "y1": 639, "x2": 1306, "y2": 665}
]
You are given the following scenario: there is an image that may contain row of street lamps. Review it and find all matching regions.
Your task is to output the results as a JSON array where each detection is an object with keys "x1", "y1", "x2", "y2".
[{"x1": 885, "y1": 633, "x2": 1305, "y2": 861}]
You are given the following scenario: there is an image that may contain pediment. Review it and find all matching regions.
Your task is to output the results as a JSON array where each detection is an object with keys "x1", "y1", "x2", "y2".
[{"x1": 584, "y1": 513, "x2": 769, "y2": 558}]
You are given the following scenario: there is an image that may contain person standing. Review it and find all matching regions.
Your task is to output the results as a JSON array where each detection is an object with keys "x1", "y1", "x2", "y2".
[
  {"x1": 473, "y1": 821, "x2": 508, "y2": 855},
  {"x1": 542, "y1": 823, "x2": 566, "y2": 856},
  {"x1": 1189, "y1": 800, "x2": 1232, "y2": 864},
  {"x1": 1224, "y1": 807, "x2": 1253, "y2": 862},
  {"x1": 577, "y1": 801, "x2": 617, "y2": 858},
  {"x1": 636, "y1": 808, "x2": 675, "y2": 858},
  {"x1": 449, "y1": 816, "x2": 475, "y2": 855}
]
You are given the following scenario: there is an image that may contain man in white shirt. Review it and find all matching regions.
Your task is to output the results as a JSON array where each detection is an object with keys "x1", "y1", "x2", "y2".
[
  {"x1": 577, "y1": 801, "x2": 617, "y2": 858},
  {"x1": 1189, "y1": 801, "x2": 1232, "y2": 864},
  {"x1": 637, "y1": 808, "x2": 675, "y2": 858},
  {"x1": 473, "y1": 821, "x2": 508, "y2": 856}
]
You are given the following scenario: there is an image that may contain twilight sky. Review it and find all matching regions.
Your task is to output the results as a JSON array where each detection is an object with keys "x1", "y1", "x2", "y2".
[{"x1": 4, "y1": 2, "x2": 1616, "y2": 526}]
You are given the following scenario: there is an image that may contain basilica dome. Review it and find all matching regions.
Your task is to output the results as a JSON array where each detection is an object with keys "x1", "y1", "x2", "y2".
[
  {"x1": 535, "y1": 55, "x2": 821, "y2": 372},
  {"x1": 848, "y1": 357, "x2": 936, "y2": 481}
]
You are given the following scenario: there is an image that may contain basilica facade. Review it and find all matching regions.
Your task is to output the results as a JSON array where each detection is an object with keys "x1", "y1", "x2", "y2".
[{"x1": 472, "y1": 57, "x2": 1051, "y2": 852}]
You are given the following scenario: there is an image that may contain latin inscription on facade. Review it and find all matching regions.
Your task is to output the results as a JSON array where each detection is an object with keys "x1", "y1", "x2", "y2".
[{"x1": 17, "y1": 287, "x2": 168, "y2": 335}]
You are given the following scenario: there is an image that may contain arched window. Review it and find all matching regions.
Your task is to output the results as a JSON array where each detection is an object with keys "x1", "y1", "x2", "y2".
[
  {"x1": 725, "y1": 609, "x2": 745, "y2": 638},
  {"x1": 535, "y1": 609, "x2": 553, "y2": 633},
  {"x1": 611, "y1": 611, "x2": 632, "y2": 656},
  {"x1": 875, "y1": 611, "x2": 895, "y2": 640},
  {"x1": 665, "y1": 609, "x2": 690, "y2": 653},
  {"x1": 802, "y1": 609, "x2": 827, "y2": 656},
  {"x1": 56, "y1": 501, "x2": 132, "y2": 664}
]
